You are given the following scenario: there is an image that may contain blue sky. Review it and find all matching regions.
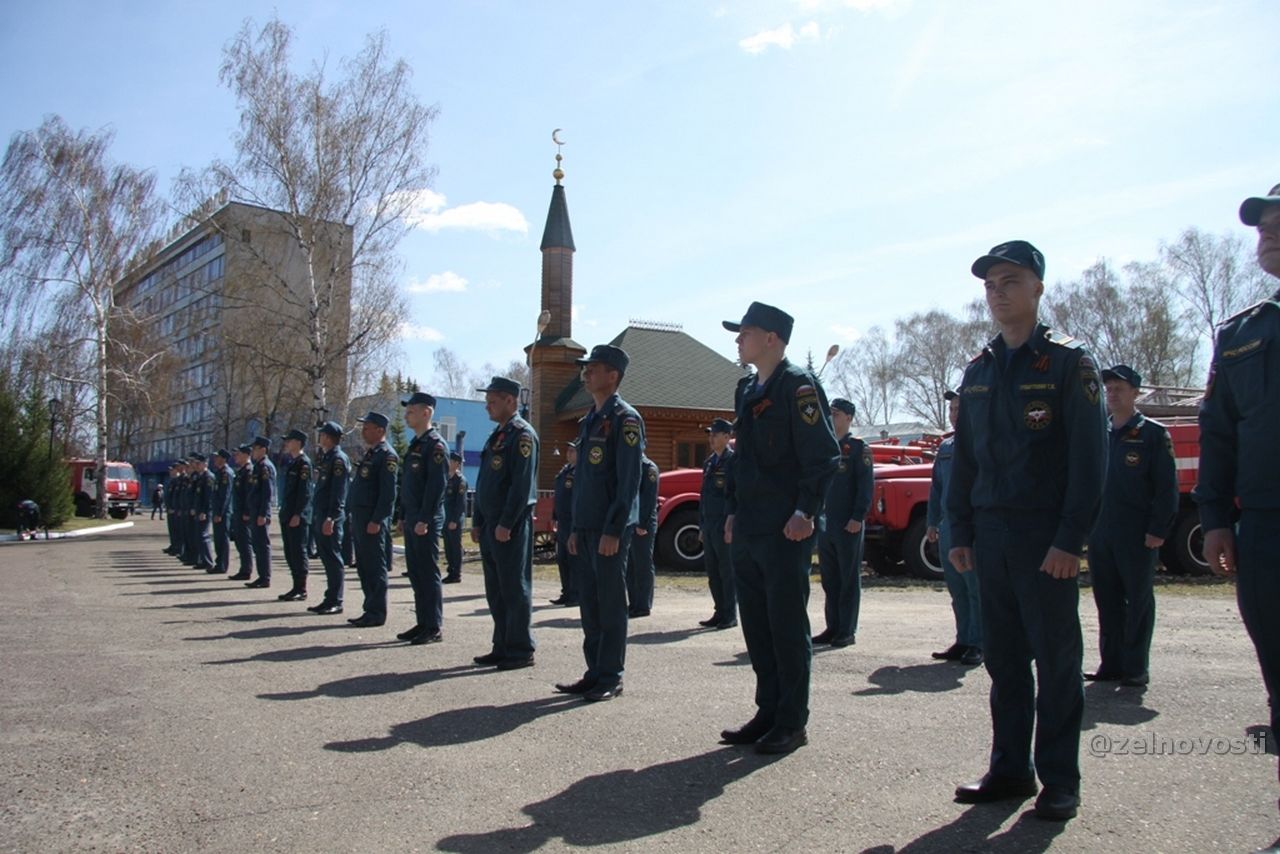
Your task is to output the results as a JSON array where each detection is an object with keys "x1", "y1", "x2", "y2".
[{"x1": 2, "y1": 0, "x2": 1277, "y2": 391}]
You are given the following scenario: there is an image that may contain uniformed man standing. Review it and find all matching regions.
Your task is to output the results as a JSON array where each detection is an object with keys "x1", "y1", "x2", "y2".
[
  {"x1": 245, "y1": 436, "x2": 277, "y2": 589},
  {"x1": 627, "y1": 454, "x2": 659, "y2": 618},
  {"x1": 550, "y1": 441, "x2": 580, "y2": 606},
  {"x1": 554, "y1": 345, "x2": 644, "y2": 701},
  {"x1": 189, "y1": 453, "x2": 215, "y2": 570},
  {"x1": 208, "y1": 449, "x2": 233, "y2": 575},
  {"x1": 1197, "y1": 183, "x2": 1280, "y2": 829},
  {"x1": 443, "y1": 451, "x2": 467, "y2": 584},
  {"x1": 398, "y1": 392, "x2": 449, "y2": 645},
  {"x1": 228, "y1": 445, "x2": 254, "y2": 581},
  {"x1": 470, "y1": 377, "x2": 539, "y2": 670},
  {"x1": 347, "y1": 412, "x2": 398, "y2": 628},
  {"x1": 814, "y1": 398, "x2": 874, "y2": 649},
  {"x1": 307, "y1": 421, "x2": 350, "y2": 615},
  {"x1": 927, "y1": 390, "x2": 983, "y2": 665},
  {"x1": 277, "y1": 429, "x2": 314, "y2": 601},
  {"x1": 698, "y1": 418, "x2": 737, "y2": 630},
  {"x1": 174, "y1": 460, "x2": 193, "y2": 564},
  {"x1": 1086, "y1": 365, "x2": 1178, "y2": 687},
  {"x1": 718, "y1": 302, "x2": 839, "y2": 755},
  {"x1": 947, "y1": 240, "x2": 1107, "y2": 821},
  {"x1": 163, "y1": 463, "x2": 180, "y2": 556}
]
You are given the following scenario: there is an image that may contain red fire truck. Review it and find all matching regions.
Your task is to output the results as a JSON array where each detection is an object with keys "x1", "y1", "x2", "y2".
[{"x1": 68, "y1": 459, "x2": 141, "y2": 519}]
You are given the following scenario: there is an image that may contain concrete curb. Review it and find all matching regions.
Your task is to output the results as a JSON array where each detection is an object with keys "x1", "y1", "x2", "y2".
[{"x1": 0, "y1": 521, "x2": 134, "y2": 545}]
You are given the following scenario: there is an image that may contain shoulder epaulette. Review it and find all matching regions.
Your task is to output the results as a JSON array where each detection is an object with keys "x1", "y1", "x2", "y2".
[
  {"x1": 1044, "y1": 329, "x2": 1082, "y2": 349},
  {"x1": 1222, "y1": 297, "x2": 1280, "y2": 326}
]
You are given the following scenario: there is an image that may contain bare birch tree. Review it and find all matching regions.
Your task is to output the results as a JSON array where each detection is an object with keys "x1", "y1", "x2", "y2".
[
  {"x1": 1162, "y1": 227, "x2": 1271, "y2": 340},
  {"x1": 0, "y1": 116, "x2": 162, "y2": 516}
]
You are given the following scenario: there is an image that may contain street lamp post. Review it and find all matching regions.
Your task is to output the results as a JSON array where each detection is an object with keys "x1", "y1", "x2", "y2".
[
  {"x1": 523, "y1": 309, "x2": 552, "y2": 422},
  {"x1": 48, "y1": 398, "x2": 62, "y2": 461}
]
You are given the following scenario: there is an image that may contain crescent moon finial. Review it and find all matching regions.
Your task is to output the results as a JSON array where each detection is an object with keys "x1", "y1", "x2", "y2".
[
  {"x1": 551, "y1": 128, "x2": 566, "y2": 184},
  {"x1": 552, "y1": 128, "x2": 564, "y2": 146}
]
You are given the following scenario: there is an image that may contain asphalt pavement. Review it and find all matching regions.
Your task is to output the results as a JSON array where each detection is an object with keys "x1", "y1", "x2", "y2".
[{"x1": 0, "y1": 519, "x2": 1275, "y2": 853}]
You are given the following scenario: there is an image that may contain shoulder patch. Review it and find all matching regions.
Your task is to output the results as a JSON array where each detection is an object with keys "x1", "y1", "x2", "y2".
[
  {"x1": 518, "y1": 434, "x2": 534, "y2": 458},
  {"x1": 1078, "y1": 354, "x2": 1101, "y2": 405},
  {"x1": 386, "y1": 459, "x2": 398, "y2": 474},
  {"x1": 622, "y1": 419, "x2": 641, "y2": 447}
]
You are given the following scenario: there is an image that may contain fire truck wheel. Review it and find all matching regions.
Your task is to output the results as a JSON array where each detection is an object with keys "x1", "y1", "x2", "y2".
[
  {"x1": 656, "y1": 507, "x2": 703, "y2": 572},
  {"x1": 903, "y1": 516, "x2": 944, "y2": 581},
  {"x1": 1163, "y1": 511, "x2": 1210, "y2": 576}
]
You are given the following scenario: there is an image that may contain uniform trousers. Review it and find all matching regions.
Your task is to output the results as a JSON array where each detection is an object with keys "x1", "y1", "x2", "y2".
[
  {"x1": 313, "y1": 518, "x2": 345, "y2": 605},
  {"x1": 281, "y1": 518, "x2": 310, "y2": 590},
  {"x1": 444, "y1": 526, "x2": 463, "y2": 578},
  {"x1": 1087, "y1": 523, "x2": 1157, "y2": 678},
  {"x1": 817, "y1": 526, "x2": 864, "y2": 639},
  {"x1": 404, "y1": 515, "x2": 443, "y2": 631},
  {"x1": 351, "y1": 511, "x2": 390, "y2": 621},
  {"x1": 478, "y1": 515, "x2": 535, "y2": 660},
  {"x1": 1237, "y1": 510, "x2": 1280, "y2": 744},
  {"x1": 940, "y1": 521, "x2": 982, "y2": 647},
  {"x1": 212, "y1": 516, "x2": 230, "y2": 573},
  {"x1": 702, "y1": 521, "x2": 736, "y2": 620},
  {"x1": 555, "y1": 532, "x2": 579, "y2": 602},
  {"x1": 577, "y1": 528, "x2": 634, "y2": 688},
  {"x1": 626, "y1": 529, "x2": 655, "y2": 612},
  {"x1": 250, "y1": 518, "x2": 272, "y2": 582}
]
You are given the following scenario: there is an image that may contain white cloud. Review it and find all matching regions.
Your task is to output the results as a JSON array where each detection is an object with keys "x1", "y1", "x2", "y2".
[
  {"x1": 398, "y1": 322, "x2": 445, "y2": 342},
  {"x1": 396, "y1": 188, "x2": 529, "y2": 234},
  {"x1": 406, "y1": 271, "x2": 468, "y2": 294},
  {"x1": 739, "y1": 21, "x2": 821, "y2": 54}
]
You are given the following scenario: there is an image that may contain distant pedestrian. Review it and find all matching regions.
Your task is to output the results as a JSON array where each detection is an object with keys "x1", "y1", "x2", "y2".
[{"x1": 151, "y1": 483, "x2": 164, "y2": 520}]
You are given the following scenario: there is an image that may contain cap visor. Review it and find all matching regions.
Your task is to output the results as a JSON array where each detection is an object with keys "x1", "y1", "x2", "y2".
[
  {"x1": 721, "y1": 321, "x2": 741, "y2": 332},
  {"x1": 1240, "y1": 197, "x2": 1278, "y2": 226}
]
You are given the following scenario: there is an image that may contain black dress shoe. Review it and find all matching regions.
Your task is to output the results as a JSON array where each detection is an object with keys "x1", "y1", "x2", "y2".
[
  {"x1": 473, "y1": 651, "x2": 503, "y2": 665},
  {"x1": 442, "y1": 575, "x2": 461, "y2": 584},
  {"x1": 830, "y1": 635, "x2": 855, "y2": 648},
  {"x1": 932, "y1": 643, "x2": 964, "y2": 661},
  {"x1": 195, "y1": 563, "x2": 215, "y2": 570},
  {"x1": 396, "y1": 624, "x2": 423, "y2": 641},
  {"x1": 954, "y1": 772, "x2": 1038, "y2": 803},
  {"x1": 720, "y1": 714, "x2": 773, "y2": 745},
  {"x1": 584, "y1": 683, "x2": 623, "y2": 702},
  {"x1": 554, "y1": 678, "x2": 597, "y2": 695},
  {"x1": 410, "y1": 629, "x2": 443, "y2": 645},
  {"x1": 347, "y1": 615, "x2": 365, "y2": 624},
  {"x1": 1084, "y1": 669, "x2": 1121, "y2": 682},
  {"x1": 714, "y1": 618, "x2": 738, "y2": 630},
  {"x1": 1121, "y1": 672, "x2": 1149, "y2": 687},
  {"x1": 348, "y1": 615, "x2": 384, "y2": 628},
  {"x1": 628, "y1": 608, "x2": 651, "y2": 618},
  {"x1": 316, "y1": 604, "x2": 344, "y2": 615},
  {"x1": 306, "y1": 601, "x2": 329, "y2": 613},
  {"x1": 812, "y1": 629, "x2": 835, "y2": 645},
  {"x1": 549, "y1": 596, "x2": 568, "y2": 605},
  {"x1": 959, "y1": 646, "x2": 984, "y2": 666},
  {"x1": 561, "y1": 599, "x2": 579, "y2": 607},
  {"x1": 228, "y1": 573, "x2": 251, "y2": 581},
  {"x1": 496, "y1": 656, "x2": 535, "y2": 671},
  {"x1": 205, "y1": 567, "x2": 227, "y2": 574},
  {"x1": 245, "y1": 579, "x2": 270, "y2": 589},
  {"x1": 277, "y1": 590, "x2": 306, "y2": 601},
  {"x1": 698, "y1": 615, "x2": 720, "y2": 627},
  {"x1": 755, "y1": 726, "x2": 807, "y2": 755},
  {"x1": 1033, "y1": 786, "x2": 1079, "y2": 821}
]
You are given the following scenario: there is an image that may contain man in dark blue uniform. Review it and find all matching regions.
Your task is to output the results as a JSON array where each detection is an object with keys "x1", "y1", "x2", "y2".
[
  {"x1": 189, "y1": 453, "x2": 215, "y2": 570},
  {"x1": 718, "y1": 302, "x2": 839, "y2": 755},
  {"x1": 277, "y1": 429, "x2": 314, "y2": 601},
  {"x1": 443, "y1": 451, "x2": 467, "y2": 584},
  {"x1": 550, "y1": 441, "x2": 580, "y2": 606},
  {"x1": 699, "y1": 418, "x2": 737, "y2": 629},
  {"x1": 554, "y1": 345, "x2": 644, "y2": 701},
  {"x1": 471, "y1": 377, "x2": 539, "y2": 670},
  {"x1": 947, "y1": 240, "x2": 1107, "y2": 821},
  {"x1": 1196, "y1": 183, "x2": 1280, "y2": 832},
  {"x1": 814, "y1": 398, "x2": 874, "y2": 648},
  {"x1": 208, "y1": 449, "x2": 233, "y2": 575},
  {"x1": 174, "y1": 460, "x2": 193, "y2": 564},
  {"x1": 398, "y1": 392, "x2": 449, "y2": 645},
  {"x1": 347, "y1": 411, "x2": 399, "y2": 628},
  {"x1": 627, "y1": 455, "x2": 659, "y2": 618},
  {"x1": 928, "y1": 391, "x2": 983, "y2": 665},
  {"x1": 1086, "y1": 365, "x2": 1178, "y2": 687},
  {"x1": 228, "y1": 445, "x2": 254, "y2": 581},
  {"x1": 307, "y1": 421, "x2": 350, "y2": 615},
  {"x1": 245, "y1": 436, "x2": 277, "y2": 589},
  {"x1": 163, "y1": 462, "x2": 181, "y2": 555}
]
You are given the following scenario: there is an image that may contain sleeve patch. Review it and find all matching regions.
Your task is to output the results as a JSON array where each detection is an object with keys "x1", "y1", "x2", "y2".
[
  {"x1": 622, "y1": 421, "x2": 641, "y2": 447},
  {"x1": 386, "y1": 459, "x2": 398, "y2": 474},
  {"x1": 797, "y1": 389, "x2": 820, "y2": 425},
  {"x1": 518, "y1": 435, "x2": 534, "y2": 458}
]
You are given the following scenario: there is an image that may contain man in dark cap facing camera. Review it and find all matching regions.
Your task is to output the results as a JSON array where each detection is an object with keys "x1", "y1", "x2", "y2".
[
  {"x1": 813, "y1": 398, "x2": 874, "y2": 649},
  {"x1": 555, "y1": 345, "x2": 645, "y2": 702},
  {"x1": 347, "y1": 412, "x2": 399, "y2": 627},
  {"x1": 1086, "y1": 365, "x2": 1177, "y2": 688},
  {"x1": 276, "y1": 429, "x2": 314, "y2": 601},
  {"x1": 699, "y1": 418, "x2": 737, "y2": 629},
  {"x1": 443, "y1": 451, "x2": 467, "y2": 583},
  {"x1": 718, "y1": 302, "x2": 839, "y2": 755},
  {"x1": 398, "y1": 392, "x2": 449, "y2": 645},
  {"x1": 245, "y1": 436, "x2": 277, "y2": 588},
  {"x1": 228, "y1": 445, "x2": 254, "y2": 580},
  {"x1": 947, "y1": 240, "x2": 1107, "y2": 821},
  {"x1": 308, "y1": 422, "x2": 350, "y2": 615},
  {"x1": 471, "y1": 378, "x2": 539, "y2": 669},
  {"x1": 208, "y1": 449, "x2": 234, "y2": 574},
  {"x1": 188, "y1": 453, "x2": 215, "y2": 570},
  {"x1": 1196, "y1": 183, "x2": 1280, "y2": 838}
]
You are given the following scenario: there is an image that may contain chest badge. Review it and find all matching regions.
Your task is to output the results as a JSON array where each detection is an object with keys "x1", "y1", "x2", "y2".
[
  {"x1": 1125, "y1": 450, "x2": 1141, "y2": 467},
  {"x1": 1024, "y1": 400, "x2": 1053, "y2": 431},
  {"x1": 588, "y1": 446, "x2": 604, "y2": 465},
  {"x1": 491, "y1": 456, "x2": 504, "y2": 471}
]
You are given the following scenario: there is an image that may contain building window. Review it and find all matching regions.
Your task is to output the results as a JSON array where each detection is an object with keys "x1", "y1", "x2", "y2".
[
  {"x1": 241, "y1": 229, "x2": 251, "y2": 244},
  {"x1": 675, "y1": 441, "x2": 709, "y2": 469}
]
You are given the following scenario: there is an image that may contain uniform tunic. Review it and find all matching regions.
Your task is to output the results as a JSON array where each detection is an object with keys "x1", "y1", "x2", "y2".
[
  {"x1": 311, "y1": 446, "x2": 350, "y2": 605},
  {"x1": 349, "y1": 440, "x2": 399, "y2": 622},
  {"x1": 401, "y1": 428, "x2": 448, "y2": 630},
  {"x1": 473, "y1": 415, "x2": 539, "y2": 661},
  {"x1": 1195, "y1": 290, "x2": 1280, "y2": 737},
  {"x1": 249, "y1": 457, "x2": 277, "y2": 582},
  {"x1": 727, "y1": 358, "x2": 839, "y2": 729},
  {"x1": 190, "y1": 469, "x2": 214, "y2": 567},
  {"x1": 700, "y1": 448, "x2": 737, "y2": 622},
  {"x1": 211, "y1": 463, "x2": 233, "y2": 573},
  {"x1": 947, "y1": 323, "x2": 1107, "y2": 792},
  {"x1": 552, "y1": 462, "x2": 579, "y2": 602},
  {"x1": 816, "y1": 433, "x2": 874, "y2": 640},
  {"x1": 279, "y1": 453, "x2": 314, "y2": 590},
  {"x1": 626, "y1": 456, "x2": 660, "y2": 614},
  {"x1": 232, "y1": 463, "x2": 253, "y2": 576},
  {"x1": 443, "y1": 471, "x2": 467, "y2": 579}
]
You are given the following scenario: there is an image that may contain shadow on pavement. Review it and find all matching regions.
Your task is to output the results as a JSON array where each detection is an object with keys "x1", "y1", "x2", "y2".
[
  {"x1": 120, "y1": 586, "x2": 240, "y2": 596},
  {"x1": 859, "y1": 799, "x2": 1065, "y2": 853},
  {"x1": 435, "y1": 747, "x2": 780, "y2": 851},
  {"x1": 327, "y1": 694, "x2": 583, "y2": 752},
  {"x1": 853, "y1": 663, "x2": 972, "y2": 696},
  {"x1": 184, "y1": 623, "x2": 352, "y2": 641},
  {"x1": 532, "y1": 617, "x2": 580, "y2": 630},
  {"x1": 1081, "y1": 681, "x2": 1159, "y2": 730},
  {"x1": 141, "y1": 599, "x2": 277, "y2": 610},
  {"x1": 711, "y1": 651, "x2": 752, "y2": 667},
  {"x1": 628, "y1": 626, "x2": 708, "y2": 646},
  {"x1": 262, "y1": 663, "x2": 493, "y2": 701},
  {"x1": 204, "y1": 641, "x2": 384, "y2": 664},
  {"x1": 443, "y1": 593, "x2": 487, "y2": 604}
]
